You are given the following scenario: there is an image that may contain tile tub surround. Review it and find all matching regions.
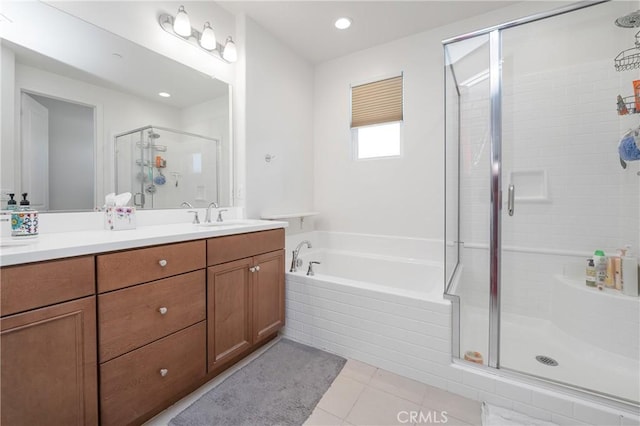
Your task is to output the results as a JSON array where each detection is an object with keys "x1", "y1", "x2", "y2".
[{"x1": 283, "y1": 231, "x2": 640, "y2": 425}]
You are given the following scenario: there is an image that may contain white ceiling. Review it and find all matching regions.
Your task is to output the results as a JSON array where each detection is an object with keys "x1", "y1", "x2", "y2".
[{"x1": 219, "y1": 1, "x2": 518, "y2": 64}]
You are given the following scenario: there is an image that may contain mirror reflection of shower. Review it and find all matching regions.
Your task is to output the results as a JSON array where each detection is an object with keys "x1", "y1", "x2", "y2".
[{"x1": 115, "y1": 125, "x2": 221, "y2": 210}]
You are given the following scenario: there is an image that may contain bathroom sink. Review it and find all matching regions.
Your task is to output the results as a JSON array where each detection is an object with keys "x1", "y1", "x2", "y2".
[{"x1": 198, "y1": 219, "x2": 264, "y2": 227}]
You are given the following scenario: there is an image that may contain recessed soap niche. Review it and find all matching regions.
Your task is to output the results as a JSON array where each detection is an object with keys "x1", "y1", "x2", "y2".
[{"x1": 509, "y1": 170, "x2": 549, "y2": 202}]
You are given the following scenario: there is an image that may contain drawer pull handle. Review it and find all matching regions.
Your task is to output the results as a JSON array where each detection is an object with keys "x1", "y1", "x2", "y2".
[
  {"x1": 249, "y1": 267, "x2": 256, "y2": 272},
  {"x1": 158, "y1": 307, "x2": 168, "y2": 315},
  {"x1": 158, "y1": 259, "x2": 168, "y2": 267},
  {"x1": 255, "y1": 265, "x2": 261, "y2": 272},
  {"x1": 159, "y1": 368, "x2": 168, "y2": 377}
]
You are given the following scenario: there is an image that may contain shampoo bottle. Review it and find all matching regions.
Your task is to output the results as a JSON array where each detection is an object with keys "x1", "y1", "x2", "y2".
[
  {"x1": 622, "y1": 245, "x2": 639, "y2": 297},
  {"x1": 586, "y1": 258, "x2": 596, "y2": 287},
  {"x1": 593, "y1": 250, "x2": 607, "y2": 290}
]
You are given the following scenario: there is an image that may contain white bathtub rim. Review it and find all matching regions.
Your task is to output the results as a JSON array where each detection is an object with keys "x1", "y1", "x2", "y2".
[
  {"x1": 287, "y1": 270, "x2": 450, "y2": 307},
  {"x1": 297, "y1": 248, "x2": 444, "y2": 268}
]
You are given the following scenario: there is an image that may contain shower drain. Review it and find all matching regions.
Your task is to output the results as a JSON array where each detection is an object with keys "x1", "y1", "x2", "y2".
[{"x1": 535, "y1": 355, "x2": 559, "y2": 367}]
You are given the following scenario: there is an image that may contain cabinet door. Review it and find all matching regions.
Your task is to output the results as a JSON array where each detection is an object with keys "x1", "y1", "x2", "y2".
[
  {"x1": 1, "y1": 296, "x2": 98, "y2": 426},
  {"x1": 207, "y1": 257, "x2": 253, "y2": 371},
  {"x1": 252, "y1": 250, "x2": 285, "y2": 344}
]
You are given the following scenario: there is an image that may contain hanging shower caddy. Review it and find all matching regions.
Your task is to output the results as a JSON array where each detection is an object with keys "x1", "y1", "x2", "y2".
[{"x1": 614, "y1": 31, "x2": 640, "y2": 71}]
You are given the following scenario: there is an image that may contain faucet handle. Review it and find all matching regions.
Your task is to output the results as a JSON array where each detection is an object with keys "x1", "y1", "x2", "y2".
[
  {"x1": 216, "y1": 209, "x2": 228, "y2": 222},
  {"x1": 187, "y1": 210, "x2": 200, "y2": 224},
  {"x1": 307, "y1": 261, "x2": 321, "y2": 276}
]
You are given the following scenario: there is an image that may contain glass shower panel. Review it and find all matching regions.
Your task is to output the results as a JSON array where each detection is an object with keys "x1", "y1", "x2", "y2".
[
  {"x1": 444, "y1": 34, "x2": 492, "y2": 365},
  {"x1": 500, "y1": 1, "x2": 640, "y2": 404}
]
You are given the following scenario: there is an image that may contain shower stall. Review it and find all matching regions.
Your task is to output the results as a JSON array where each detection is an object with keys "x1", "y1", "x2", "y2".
[
  {"x1": 444, "y1": 1, "x2": 640, "y2": 409},
  {"x1": 114, "y1": 125, "x2": 221, "y2": 209}
]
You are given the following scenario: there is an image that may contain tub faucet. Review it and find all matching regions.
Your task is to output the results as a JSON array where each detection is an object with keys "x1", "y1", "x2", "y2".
[
  {"x1": 205, "y1": 202, "x2": 219, "y2": 223},
  {"x1": 290, "y1": 240, "x2": 312, "y2": 272}
]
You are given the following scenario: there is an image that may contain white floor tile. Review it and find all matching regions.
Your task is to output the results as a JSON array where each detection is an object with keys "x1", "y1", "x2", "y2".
[
  {"x1": 317, "y1": 376, "x2": 366, "y2": 419},
  {"x1": 340, "y1": 359, "x2": 378, "y2": 385},
  {"x1": 346, "y1": 386, "x2": 421, "y2": 426},
  {"x1": 304, "y1": 408, "x2": 344, "y2": 426},
  {"x1": 422, "y1": 384, "x2": 482, "y2": 426},
  {"x1": 369, "y1": 368, "x2": 428, "y2": 405}
]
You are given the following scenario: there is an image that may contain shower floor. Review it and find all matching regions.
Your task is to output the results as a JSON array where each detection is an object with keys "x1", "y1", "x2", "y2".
[{"x1": 461, "y1": 305, "x2": 640, "y2": 403}]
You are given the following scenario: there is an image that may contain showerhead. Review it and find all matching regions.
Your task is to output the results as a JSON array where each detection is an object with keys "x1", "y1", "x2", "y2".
[
  {"x1": 615, "y1": 10, "x2": 640, "y2": 28},
  {"x1": 148, "y1": 130, "x2": 161, "y2": 139}
]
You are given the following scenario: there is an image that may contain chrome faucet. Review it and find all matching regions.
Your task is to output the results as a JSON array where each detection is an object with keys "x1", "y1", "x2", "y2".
[
  {"x1": 290, "y1": 240, "x2": 312, "y2": 272},
  {"x1": 205, "y1": 202, "x2": 219, "y2": 223},
  {"x1": 307, "y1": 261, "x2": 321, "y2": 276},
  {"x1": 180, "y1": 201, "x2": 193, "y2": 208}
]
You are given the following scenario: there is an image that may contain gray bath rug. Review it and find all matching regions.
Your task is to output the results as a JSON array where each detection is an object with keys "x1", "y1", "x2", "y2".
[{"x1": 169, "y1": 339, "x2": 346, "y2": 426}]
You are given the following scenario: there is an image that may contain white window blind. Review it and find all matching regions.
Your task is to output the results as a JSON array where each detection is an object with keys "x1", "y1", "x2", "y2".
[{"x1": 351, "y1": 75, "x2": 403, "y2": 128}]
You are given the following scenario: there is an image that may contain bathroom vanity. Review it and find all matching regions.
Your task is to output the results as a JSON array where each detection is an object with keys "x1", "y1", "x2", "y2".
[{"x1": 0, "y1": 222, "x2": 286, "y2": 425}]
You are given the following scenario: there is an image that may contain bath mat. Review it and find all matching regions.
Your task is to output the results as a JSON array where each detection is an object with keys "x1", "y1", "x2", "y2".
[
  {"x1": 481, "y1": 402, "x2": 558, "y2": 426},
  {"x1": 169, "y1": 339, "x2": 346, "y2": 426}
]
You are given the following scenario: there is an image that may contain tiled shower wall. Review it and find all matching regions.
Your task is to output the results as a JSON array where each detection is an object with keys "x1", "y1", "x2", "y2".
[{"x1": 457, "y1": 57, "x2": 640, "y2": 318}]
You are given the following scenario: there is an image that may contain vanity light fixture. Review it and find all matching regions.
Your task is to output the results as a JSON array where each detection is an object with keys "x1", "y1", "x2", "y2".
[
  {"x1": 159, "y1": 5, "x2": 236, "y2": 63},
  {"x1": 222, "y1": 37, "x2": 237, "y2": 63},
  {"x1": 334, "y1": 17, "x2": 352, "y2": 30}
]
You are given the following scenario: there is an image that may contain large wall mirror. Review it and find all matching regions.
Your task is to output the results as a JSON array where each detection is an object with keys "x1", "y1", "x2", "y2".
[{"x1": 1, "y1": 1, "x2": 232, "y2": 212}]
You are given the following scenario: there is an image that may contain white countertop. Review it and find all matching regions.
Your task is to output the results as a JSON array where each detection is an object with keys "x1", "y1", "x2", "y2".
[{"x1": 0, "y1": 220, "x2": 288, "y2": 267}]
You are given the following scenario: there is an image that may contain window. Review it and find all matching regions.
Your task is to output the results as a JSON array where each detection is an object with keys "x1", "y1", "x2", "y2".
[{"x1": 351, "y1": 74, "x2": 403, "y2": 160}]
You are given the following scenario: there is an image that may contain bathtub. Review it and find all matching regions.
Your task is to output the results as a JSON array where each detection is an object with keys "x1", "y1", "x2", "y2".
[{"x1": 282, "y1": 231, "x2": 456, "y2": 385}]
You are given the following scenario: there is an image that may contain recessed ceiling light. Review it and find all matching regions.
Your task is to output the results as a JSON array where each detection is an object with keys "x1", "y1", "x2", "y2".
[
  {"x1": 334, "y1": 17, "x2": 352, "y2": 30},
  {"x1": 158, "y1": 92, "x2": 171, "y2": 98}
]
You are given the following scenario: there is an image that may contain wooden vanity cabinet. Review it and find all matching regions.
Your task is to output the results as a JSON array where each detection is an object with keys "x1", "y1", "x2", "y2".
[
  {"x1": 96, "y1": 241, "x2": 207, "y2": 426},
  {"x1": 0, "y1": 257, "x2": 98, "y2": 426},
  {"x1": 207, "y1": 229, "x2": 285, "y2": 372}
]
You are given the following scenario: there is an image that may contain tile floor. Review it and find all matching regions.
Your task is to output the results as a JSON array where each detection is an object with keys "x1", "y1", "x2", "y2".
[
  {"x1": 148, "y1": 338, "x2": 482, "y2": 426},
  {"x1": 305, "y1": 359, "x2": 482, "y2": 426}
]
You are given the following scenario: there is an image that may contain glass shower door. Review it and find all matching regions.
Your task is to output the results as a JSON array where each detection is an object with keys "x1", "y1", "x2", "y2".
[
  {"x1": 499, "y1": 1, "x2": 640, "y2": 404},
  {"x1": 444, "y1": 33, "x2": 493, "y2": 365}
]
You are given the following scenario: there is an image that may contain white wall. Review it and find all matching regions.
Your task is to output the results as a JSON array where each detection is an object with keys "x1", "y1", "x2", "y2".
[
  {"x1": 243, "y1": 16, "x2": 314, "y2": 219},
  {"x1": 30, "y1": 94, "x2": 94, "y2": 211},
  {"x1": 312, "y1": 2, "x2": 578, "y2": 240}
]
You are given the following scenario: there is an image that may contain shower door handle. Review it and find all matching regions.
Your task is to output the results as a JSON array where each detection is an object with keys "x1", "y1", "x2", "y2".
[{"x1": 507, "y1": 184, "x2": 515, "y2": 216}]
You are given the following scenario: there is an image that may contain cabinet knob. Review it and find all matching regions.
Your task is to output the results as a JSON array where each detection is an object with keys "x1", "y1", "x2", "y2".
[
  {"x1": 158, "y1": 307, "x2": 168, "y2": 315},
  {"x1": 255, "y1": 265, "x2": 261, "y2": 271},
  {"x1": 159, "y1": 368, "x2": 168, "y2": 377},
  {"x1": 249, "y1": 267, "x2": 256, "y2": 272},
  {"x1": 158, "y1": 259, "x2": 168, "y2": 267}
]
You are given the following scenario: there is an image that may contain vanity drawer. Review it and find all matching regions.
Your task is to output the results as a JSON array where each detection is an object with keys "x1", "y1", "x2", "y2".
[
  {"x1": 97, "y1": 240, "x2": 205, "y2": 292},
  {"x1": 100, "y1": 321, "x2": 206, "y2": 426},
  {"x1": 98, "y1": 269, "x2": 206, "y2": 362},
  {"x1": 1, "y1": 256, "x2": 95, "y2": 316},
  {"x1": 207, "y1": 229, "x2": 285, "y2": 266}
]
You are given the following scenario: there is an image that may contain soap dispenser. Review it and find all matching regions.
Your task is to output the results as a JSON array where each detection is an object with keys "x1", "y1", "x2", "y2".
[
  {"x1": 19, "y1": 193, "x2": 30, "y2": 209},
  {"x1": 6, "y1": 193, "x2": 16, "y2": 210},
  {"x1": 10, "y1": 193, "x2": 39, "y2": 239}
]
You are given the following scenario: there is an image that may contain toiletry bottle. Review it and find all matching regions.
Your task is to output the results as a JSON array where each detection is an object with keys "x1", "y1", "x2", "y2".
[
  {"x1": 614, "y1": 251, "x2": 623, "y2": 291},
  {"x1": 19, "y1": 193, "x2": 30, "y2": 209},
  {"x1": 605, "y1": 256, "x2": 615, "y2": 288},
  {"x1": 593, "y1": 250, "x2": 607, "y2": 290},
  {"x1": 586, "y1": 258, "x2": 596, "y2": 288},
  {"x1": 622, "y1": 245, "x2": 639, "y2": 297},
  {"x1": 6, "y1": 193, "x2": 16, "y2": 210}
]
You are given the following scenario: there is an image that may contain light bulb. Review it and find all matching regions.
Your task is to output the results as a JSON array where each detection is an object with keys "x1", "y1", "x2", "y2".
[
  {"x1": 222, "y1": 36, "x2": 237, "y2": 62},
  {"x1": 173, "y1": 5, "x2": 191, "y2": 37},
  {"x1": 199, "y1": 22, "x2": 216, "y2": 50},
  {"x1": 334, "y1": 17, "x2": 352, "y2": 30}
]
